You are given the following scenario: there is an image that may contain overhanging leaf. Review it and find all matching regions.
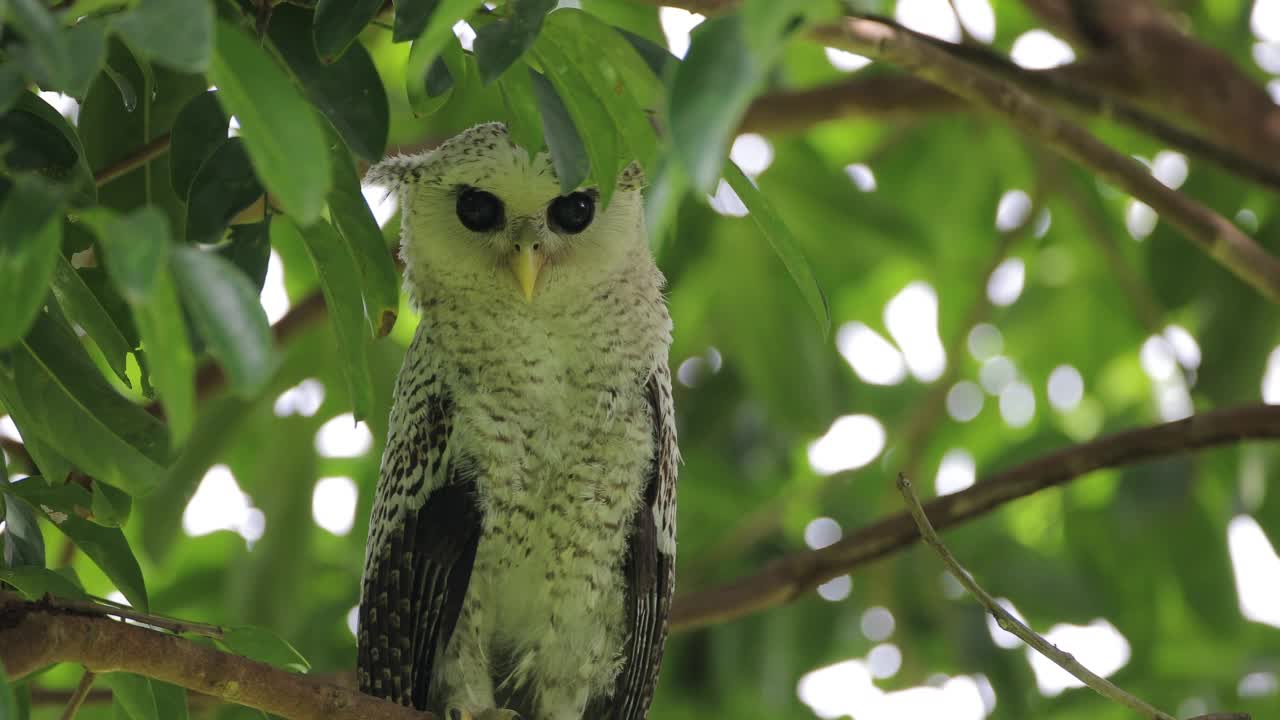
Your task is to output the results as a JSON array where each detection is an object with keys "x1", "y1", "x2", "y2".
[
  {"x1": 0, "y1": 91, "x2": 96, "y2": 204},
  {"x1": 0, "y1": 566, "x2": 88, "y2": 599},
  {"x1": 313, "y1": 0, "x2": 384, "y2": 61},
  {"x1": 0, "y1": 175, "x2": 66, "y2": 347},
  {"x1": 6, "y1": 477, "x2": 149, "y2": 609},
  {"x1": 114, "y1": 0, "x2": 213, "y2": 73},
  {"x1": 10, "y1": 310, "x2": 169, "y2": 495},
  {"x1": 287, "y1": 218, "x2": 374, "y2": 420},
  {"x1": 83, "y1": 207, "x2": 196, "y2": 445},
  {"x1": 104, "y1": 673, "x2": 158, "y2": 720},
  {"x1": 723, "y1": 161, "x2": 829, "y2": 333},
  {"x1": 209, "y1": 19, "x2": 330, "y2": 223},
  {"x1": 169, "y1": 90, "x2": 230, "y2": 203},
  {"x1": 6, "y1": 0, "x2": 70, "y2": 88},
  {"x1": 184, "y1": 138, "x2": 264, "y2": 246},
  {"x1": 49, "y1": 252, "x2": 133, "y2": 387},
  {"x1": 406, "y1": 32, "x2": 465, "y2": 117},
  {"x1": 171, "y1": 247, "x2": 278, "y2": 397},
  {"x1": 1, "y1": 493, "x2": 44, "y2": 568},
  {"x1": 269, "y1": 5, "x2": 389, "y2": 163},
  {"x1": 497, "y1": 59, "x2": 543, "y2": 156},
  {"x1": 393, "y1": 0, "x2": 484, "y2": 47},
  {"x1": 474, "y1": 0, "x2": 556, "y2": 84},
  {"x1": 528, "y1": 68, "x2": 590, "y2": 195},
  {"x1": 324, "y1": 128, "x2": 400, "y2": 337}
]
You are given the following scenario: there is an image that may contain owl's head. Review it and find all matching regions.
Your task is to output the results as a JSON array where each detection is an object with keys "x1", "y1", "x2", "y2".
[{"x1": 365, "y1": 123, "x2": 647, "y2": 307}]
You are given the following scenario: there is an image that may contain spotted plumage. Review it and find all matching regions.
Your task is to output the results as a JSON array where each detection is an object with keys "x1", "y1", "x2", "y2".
[{"x1": 359, "y1": 124, "x2": 677, "y2": 720}]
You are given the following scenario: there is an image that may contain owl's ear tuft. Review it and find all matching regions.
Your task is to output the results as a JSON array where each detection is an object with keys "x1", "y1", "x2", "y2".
[
  {"x1": 363, "y1": 153, "x2": 431, "y2": 196},
  {"x1": 618, "y1": 162, "x2": 646, "y2": 191}
]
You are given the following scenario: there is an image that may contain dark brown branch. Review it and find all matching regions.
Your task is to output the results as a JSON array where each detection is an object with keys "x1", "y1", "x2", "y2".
[
  {"x1": 0, "y1": 593, "x2": 431, "y2": 720},
  {"x1": 1020, "y1": 0, "x2": 1280, "y2": 173},
  {"x1": 669, "y1": 403, "x2": 1280, "y2": 632},
  {"x1": 819, "y1": 17, "x2": 1280, "y2": 302}
]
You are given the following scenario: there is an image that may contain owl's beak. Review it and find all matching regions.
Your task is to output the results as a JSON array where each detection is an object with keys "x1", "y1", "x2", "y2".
[{"x1": 510, "y1": 236, "x2": 545, "y2": 302}]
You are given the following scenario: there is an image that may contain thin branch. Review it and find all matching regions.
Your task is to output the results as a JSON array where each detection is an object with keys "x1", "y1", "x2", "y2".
[
  {"x1": 0, "y1": 593, "x2": 431, "y2": 720},
  {"x1": 669, "y1": 403, "x2": 1280, "y2": 632},
  {"x1": 93, "y1": 133, "x2": 171, "y2": 187},
  {"x1": 820, "y1": 17, "x2": 1280, "y2": 302},
  {"x1": 47, "y1": 594, "x2": 227, "y2": 639},
  {"x1": 58, "y1": 670, "x2": 96, "y2": 720},
  {"x1": 894, "y1": 473, "x2": 1178, "y2": 720}
]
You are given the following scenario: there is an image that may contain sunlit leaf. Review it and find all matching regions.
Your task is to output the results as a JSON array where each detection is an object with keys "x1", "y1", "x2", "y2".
[
  {"x1": 209, "y1": 19, "x2": 330, "y2": 223},
  {"x1": 393, "y1": 0, "x2": 484, "y2": 47},
  {"x1": 406, "y1": 32, "x2": 464, "y2": 117},
  {"x1": 497, "y1": 60, "x2": 543, "y2": 156},
  {"x1": 49, "y1": 252, "x2": 133, "y2": 387}
]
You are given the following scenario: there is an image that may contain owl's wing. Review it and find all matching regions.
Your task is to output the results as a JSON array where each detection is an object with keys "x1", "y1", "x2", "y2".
[
  {"x1": 358, "y1": 346, "x2": 481, "y2": 710},
  {"x1": 592, "y1": 363, "x2": 679, "y2": 720}
]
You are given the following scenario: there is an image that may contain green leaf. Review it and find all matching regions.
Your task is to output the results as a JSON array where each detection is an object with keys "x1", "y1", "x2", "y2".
[
  {"x1": 0, "y1": 175, "x2": 65, "y2": 347},
  {"x1": 0, "y1": 662, "x2": 17, "y2": 720},
  {"x1": 528, "y1": 68, "x2": 590, "y2": 194},
  {"x1": 530, "y1": 40, "x2": 619, "y2": 203},
  {"x1": 59, "y1": 18, "x2": 110, "y2": 100},
  {"x1": 151, "y1": 682, "x2": 187, "y2": 720},
  {"x1": 104, "y1": 673, "x2": 158, "y2": 720},
  {"x1": 669, "y1": 14, "x2": 768, "y2": 192},
  {"x1": 0, "y1": 92, "x2": 96, "y2": 204},
  {"x1": 1, "y1": 494, "x2": 44, "y2": 568},
  {"x1": 171, "y1": 247, "x2": 278, "y2": 397},
  {"x1": 49, "y1": 252, "x2": 133, "y2": 386},
  {"x1": 219, "y1": 220, "x2": 273, "y2": 294},
  {"x1": 269, "y1": 5, "x2": 389, "y2": 163},
  {"x1": 0, "y1": 566, "x2": 88, "y2": 599},
  {"x1": 209, "y1": 19, "x2": 330, "y2": 224},
  {"x1": 6, "y1": 477, "x2": 148, "y2": 609},
  {"x1": 184, "y1": 138, "x2": 264, "y2": 246},
  {"x1": 220, "y1": 626, "x2": 311, "y2": 673},
  {"x1": 90, "y1": 481, "x2": 132, "y2": 527},
  {"x1": 0, "y1": 371, "x2": 73, "y2": 484},
  {"x1": 114, "y1": 0, "x2": 213, "y2": 73},
  {"x1": 723, "y1": 161, "x2": 830, "y2": 333},
  {"x1": 325, "y1": 128, "x2": 400, "y2": 337},
  {"x1": 741, "y1": 0, "x2": 810, "y2": 53},
  {"x1": 397, "y1": 0, "x2": 484, "y2": 59},
  {"x1": 84, "y1": 207, "x2": 196, "y2": 445},
  {"x1": 9, "y1": 310, "x2": 169, "y2": 494},
  {"x1": 0, "y1": 64, "x2": 25, "y2": 115},
  {"x1": 474, "y1": 0, "x2": 556, "y2": 84},
  {"x1": 497, "y1": 60, "x2": 543, "y2": 156},
  {"x1": 406, "y1": 32, "x2": 463, "y2": 117},
  {"x1": 169, "y1": 90, "x2": 230, "y2": 203},
  {"x1": 537, "y1": 9, "x2": 659, "y2": 176},
  {"x1": 6, "y1": 0, "x2": 70, "y2": 88},
  {"x1": 314, "y1": 0, "x2": 384, "y2": 61},
  {"x1": 287, "y1": 218, "x2": 374, "y2": 420}
]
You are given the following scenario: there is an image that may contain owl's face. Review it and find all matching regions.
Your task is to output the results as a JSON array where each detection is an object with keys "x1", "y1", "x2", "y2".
[{"x1": 369, "y1": 124, "x2": 647, "y2": 307}]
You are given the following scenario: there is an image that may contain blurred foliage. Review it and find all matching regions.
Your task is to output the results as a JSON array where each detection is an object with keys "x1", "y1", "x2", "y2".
[{"x1": 1, "y1": 0, "x2": 1279, "y2": 719}]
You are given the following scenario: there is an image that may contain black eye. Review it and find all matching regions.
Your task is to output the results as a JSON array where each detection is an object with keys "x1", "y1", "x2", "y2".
[
  {"x1": 456, "y1": 188, "x2": 503, "y2": 232},
  {"x1": 548, "y1": 192, "x2": 595, "y2": 234}
]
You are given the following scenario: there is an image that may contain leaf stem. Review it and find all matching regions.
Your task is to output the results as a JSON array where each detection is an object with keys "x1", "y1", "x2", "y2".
[{"x1": 58, "y1": 669, "x2": 96, "y2": 720}]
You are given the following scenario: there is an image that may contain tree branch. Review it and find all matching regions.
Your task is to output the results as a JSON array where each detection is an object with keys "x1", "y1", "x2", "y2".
[
  {"x1": 669, "y1": 403, "x2": 1280, "y2": 632},
  {"x1": 814, "y1": 17, "x2": 1280, "y2": 302},
  {"x1": 0, "y1": 593, "x2": 431, "y2": 720}
]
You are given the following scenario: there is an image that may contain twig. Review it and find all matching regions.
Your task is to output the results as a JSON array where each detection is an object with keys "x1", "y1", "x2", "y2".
[
  {"x1": 894, "y1": 472, "x2": 1176, "y2": 719},
  {"x1": 0, "y1": 593, "x2": 432, "y2": 720},
  {"x1": 45, "y1": 594, "x2": 228, "y2": 639},
  {"x1": 824, "y1": 17, "x2": 1280, "y2": 302},
  {"x1": 93, "y1": 133, "x2": 171, "y2": 187},
  {"x1": 669, "y1": 403, "x2": 1280, "y2": 631},
  {"x1": 58, "y1": 670, "x2": 96, "y2": 720}
]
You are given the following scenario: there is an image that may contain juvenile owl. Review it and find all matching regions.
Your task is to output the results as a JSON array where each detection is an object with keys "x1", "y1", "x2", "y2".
[{"x1": 358, "y1": 123, "x2": 678, "y2": 720}]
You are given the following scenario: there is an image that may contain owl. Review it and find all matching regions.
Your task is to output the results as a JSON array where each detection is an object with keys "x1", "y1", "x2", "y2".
[{"x1": 357, "y1": 123, "x2": 678, "y2": 720}]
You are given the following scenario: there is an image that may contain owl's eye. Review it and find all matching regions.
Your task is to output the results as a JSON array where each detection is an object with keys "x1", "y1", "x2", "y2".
[
  {"x1": 548, "y1": 192, "x2": 595, "y2": 234},
  {"x1": 456, "y1": 188, "x2": 504, "y2": 232}
]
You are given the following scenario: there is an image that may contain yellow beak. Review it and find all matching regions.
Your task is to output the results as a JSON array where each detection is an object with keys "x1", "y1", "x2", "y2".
[{"x1": 509, "y1": 236, "x2": 546, "y2": 303}]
